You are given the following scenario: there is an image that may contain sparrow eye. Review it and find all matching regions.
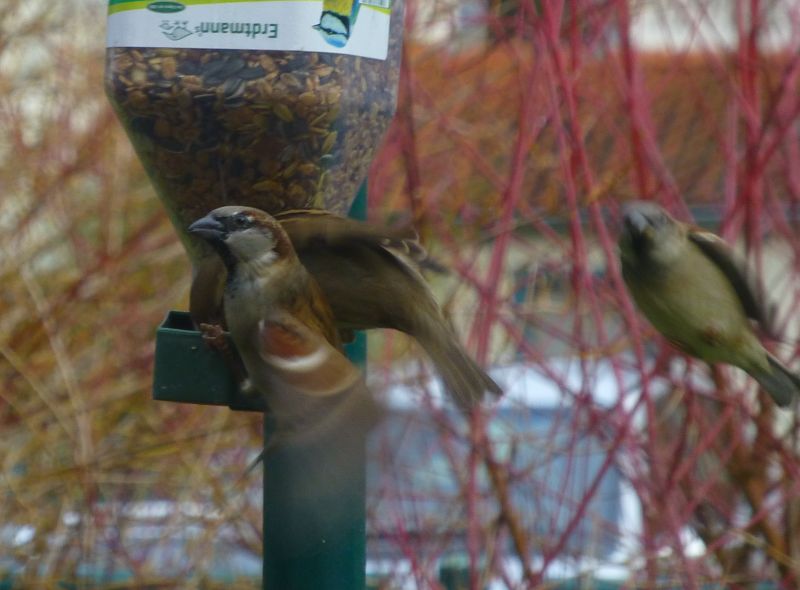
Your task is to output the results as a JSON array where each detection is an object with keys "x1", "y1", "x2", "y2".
[{"x1": 233, "y1": 213, "x2": 252, "y2": 228}]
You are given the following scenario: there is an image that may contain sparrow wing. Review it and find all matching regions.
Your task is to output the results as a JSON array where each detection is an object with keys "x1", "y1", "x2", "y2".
[
  {"x1": 688, "y1": 229, "x2": 776, "y2": 336},
  {"x1": 277, "y1": 208, "x2": 416, "y2": 245},
  {"x1": 287, "y1": 277, "x2": 343, "y2": 348},
  {"x1": 189, "y1": 254, "x2": 227, "y2": 328},
  {"x1": 276, "y1": 208, "x2": 446, "y2": 273},
  {"x1": 256, "y1": 314, "x2": 361, "y2": 397},
  {"x1": 255, "y1": 314, "x2": 382, "y2": 454}
]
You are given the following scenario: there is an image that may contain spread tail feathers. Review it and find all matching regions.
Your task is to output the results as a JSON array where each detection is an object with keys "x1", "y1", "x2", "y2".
[{"x1": 751, "y1": 354, "x2": 800, "y2": 407}]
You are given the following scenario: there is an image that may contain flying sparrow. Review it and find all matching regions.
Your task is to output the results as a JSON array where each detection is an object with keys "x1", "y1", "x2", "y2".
[{"x1": 619, "y1": 200, "x2": 798, "y2": 406}]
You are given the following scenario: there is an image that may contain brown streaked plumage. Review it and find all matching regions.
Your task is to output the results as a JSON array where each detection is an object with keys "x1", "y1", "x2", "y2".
[
  {"x1": 618, "y1": 200, "x2": 799, "y2": 406},
  {"x1": 190, "y1": 207, "x2": 502, "y2": 410},
  {"x1": 189, "y1": 205, "x2": 380, "y2": 441}
]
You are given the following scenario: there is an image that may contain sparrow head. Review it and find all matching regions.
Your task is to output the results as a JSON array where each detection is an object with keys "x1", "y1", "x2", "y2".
[
  {"x1": 189, "y1": 206, "x2": 294, "y2": 270},
  {"x1": 619, "y1": 201, "x2": 685, "y2": 267}
]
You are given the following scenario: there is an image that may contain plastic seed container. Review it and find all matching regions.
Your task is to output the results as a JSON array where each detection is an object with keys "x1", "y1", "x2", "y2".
[{"x1": 105, "y1": 0, "x2": 404, "y2": 261}]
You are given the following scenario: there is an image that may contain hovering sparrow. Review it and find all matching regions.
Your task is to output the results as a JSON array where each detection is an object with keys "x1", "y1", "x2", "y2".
[
  {"x1": 618, "y1": 200, "x2": 799, "y2": 406},
  {"x1": 188, "y1": 205, "x2": 380, "y2": 443},
  {"x1": 190, "y1": 208, "x2": 501, "y2": 410}
]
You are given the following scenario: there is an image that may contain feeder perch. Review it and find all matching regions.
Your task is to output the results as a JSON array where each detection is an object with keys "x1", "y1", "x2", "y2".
[{"x1": 153, "y1": 310, "x2": 265, "y2": 412}]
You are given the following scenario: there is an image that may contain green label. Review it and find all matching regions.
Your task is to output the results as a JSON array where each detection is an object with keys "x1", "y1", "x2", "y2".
[{"x1": 147, "y1": 1, "x2": 186, "y2": 12}]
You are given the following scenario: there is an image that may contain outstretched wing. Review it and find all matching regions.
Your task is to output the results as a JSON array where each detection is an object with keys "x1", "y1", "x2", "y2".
[
  {"x1": 688, "y1": 229, "x2": 776, "y2": 337},
  {"x1": 256, "y1": 315, "x2": 360, "y2": 397},
  {"x1": 255, "y1": 313, "x2": 382, "y2": 448},
  {"x1": 276, "y1": 208, "x2": 446, "y2": 273}
]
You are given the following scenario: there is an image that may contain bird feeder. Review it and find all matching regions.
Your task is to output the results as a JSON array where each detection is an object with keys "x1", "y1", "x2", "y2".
[{"x1": 105, "y1": 0, "x2": 403, "y2": 586}]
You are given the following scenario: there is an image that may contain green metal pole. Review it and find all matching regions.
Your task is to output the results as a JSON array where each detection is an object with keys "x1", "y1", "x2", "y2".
[{"x1": 262, "y1": 184, "x2": 368, "y2": 590}]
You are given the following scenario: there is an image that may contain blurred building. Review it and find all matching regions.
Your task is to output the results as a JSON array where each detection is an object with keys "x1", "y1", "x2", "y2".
[{"x1": 368, "y1": 405, "x2": 623, "y2": 561}]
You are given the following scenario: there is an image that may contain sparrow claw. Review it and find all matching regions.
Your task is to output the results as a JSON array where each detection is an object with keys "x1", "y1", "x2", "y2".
[
  {"x1": 199, "y1": 322, "x2": 254, "y2": 394},
  {"x1": 199, "y1": 322, "x2": 229, "y2": 352}
]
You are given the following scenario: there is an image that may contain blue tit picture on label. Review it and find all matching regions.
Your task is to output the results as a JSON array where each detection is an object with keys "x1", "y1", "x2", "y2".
[{"x1": 314, "y1": 0, "x2": 361, "y2": 48}]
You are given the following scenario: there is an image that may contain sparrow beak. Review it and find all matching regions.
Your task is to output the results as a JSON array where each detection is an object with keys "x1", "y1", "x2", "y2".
[
  {"x1": 189, "y1": 215, "x2": 226, "y2": 241},
  {"x1": 622, "y1": 207, "x2": 651, "y2": 237}
]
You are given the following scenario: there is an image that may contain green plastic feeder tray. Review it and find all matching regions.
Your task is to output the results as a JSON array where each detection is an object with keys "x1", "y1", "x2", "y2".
[{"x1": 153, "y1": 310, "x2": 265, "y2": 412}]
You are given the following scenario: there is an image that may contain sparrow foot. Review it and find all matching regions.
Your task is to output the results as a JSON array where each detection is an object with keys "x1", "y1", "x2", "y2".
[
  {"x1": 199, "y1": 322, "x2": 252, "y2": 391},
  {"x1": 199, "y1": 322, "x2": 229, "y2": 353}
]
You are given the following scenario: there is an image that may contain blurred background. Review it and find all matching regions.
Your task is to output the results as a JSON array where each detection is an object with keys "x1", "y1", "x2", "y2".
[{"x1": 2, "y1": 0, "x2": 800, "y2": 587}]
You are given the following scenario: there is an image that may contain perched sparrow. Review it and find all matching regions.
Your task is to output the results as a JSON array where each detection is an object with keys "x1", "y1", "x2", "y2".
[
  {"x1": 191, "y1": 208, "x2": 502, "y2": 410},
  {"x1": 618, "y1": 200, "x2": 799, "y2": 406},
  {"x1": 188, "y1": 206, "x2": 380, "y2": 442}
]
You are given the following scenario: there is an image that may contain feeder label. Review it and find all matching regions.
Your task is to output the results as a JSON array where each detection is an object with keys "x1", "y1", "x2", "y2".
[{"x1": 107, "y1": 0, "x2": 394, "y2": 60}]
